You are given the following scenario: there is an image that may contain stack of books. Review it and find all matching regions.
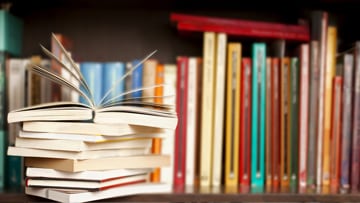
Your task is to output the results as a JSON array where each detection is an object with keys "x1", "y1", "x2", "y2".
[{"x1": 6, "y1": 34, "x2": 178, "y2": 202}]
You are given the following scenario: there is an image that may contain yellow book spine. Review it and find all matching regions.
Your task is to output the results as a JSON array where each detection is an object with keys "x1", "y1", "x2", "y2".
[
  {"x1": 200, "y1": 32, "x2": 216, "y2": 187},
  {"x1": 322, "y1": 26, "x2": 337, "y2": 186},
  {"x1": 225, "y1": 42, "x2": 241, "y2": 187}
]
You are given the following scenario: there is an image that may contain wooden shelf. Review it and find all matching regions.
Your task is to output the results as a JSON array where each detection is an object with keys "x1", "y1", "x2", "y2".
[{"x1": 2, "y1": 187, "x2": 360, "y2": 202}]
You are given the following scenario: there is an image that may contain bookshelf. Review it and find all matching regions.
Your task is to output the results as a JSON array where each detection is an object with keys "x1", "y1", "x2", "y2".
[{"x1": 2, "y1": 0, "x2": 360, "y2": 202}]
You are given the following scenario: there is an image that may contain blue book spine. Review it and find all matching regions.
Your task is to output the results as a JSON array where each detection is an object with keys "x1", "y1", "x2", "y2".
[
  {"x1": 102, "y1": 62, "x2": 125, "y2": 103},
  {"x1": 131, "y1": 59, "x2": 143, "y2": 99},
  {"x1": 79, "y1": 62, "x2": 103, "y2": 106},
  {"x1": 251, "y1": 43, "x2": 266, "y2": 191}
]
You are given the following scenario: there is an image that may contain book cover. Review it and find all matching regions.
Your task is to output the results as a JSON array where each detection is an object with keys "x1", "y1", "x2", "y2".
[
  {"x1": 212, "y1": 32, "x2": 227, "y2": 187},
  {"x1": 0, "y1": 10, "x2": 23, "y2": 56},
  {"x1": 239, "y1": 57, "x2": 252, "y2": 187},
  {"x1": 174, "y1": 56, "x2": 188, "y2": 187},
  {"x1": 225, "y1": 42, "x2": 241, "y2": 187},
  {"x1": 251, "y1": 42, "x2": 266, "y2": 191},
  {"x1": 298, "y1": 44, "x2": 310, "y2": 189},
  {"x1": 340, "y1": 54, "x2": 354, "y2": 191}
]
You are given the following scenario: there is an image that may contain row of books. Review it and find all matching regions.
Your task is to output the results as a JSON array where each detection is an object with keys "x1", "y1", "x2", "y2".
[{"x1": 172, "y1": 27, "x2": 360, "y2": 193}]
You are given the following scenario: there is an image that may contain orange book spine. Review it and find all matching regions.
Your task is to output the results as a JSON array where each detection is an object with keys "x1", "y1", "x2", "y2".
[
  {"x1": 151, "y1": 63, "x2": 165, "y2": 182},
  {"x1": 265, "y1": 57, "x2": 272, "y2": 192},
  {"x1": 330, "y1": 76, "x2": 343, "y2": 192}
]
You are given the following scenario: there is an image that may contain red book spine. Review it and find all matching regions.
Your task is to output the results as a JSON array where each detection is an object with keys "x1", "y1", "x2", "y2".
[
  {"x1": 170, "y1": 13, "x2": 309, "y2": 34},
  {"x1": 239, "y1": 57, "x2": 252, "y2": 187},
  {"x1": 177, "y1": 22, "x2": 309, "y2": 42},
  {"x1": 174, "y1": 56, "x2": 189, "y2": 187},
  {"x1": 271, "y1": 58, "x2": 280, "y2": 192},
  {"x1": 330, "y1": 76, "x2": 343, "y2": 193},
  {"x1": 298, "y1": 44, "x2": 310, "y2": 190}
]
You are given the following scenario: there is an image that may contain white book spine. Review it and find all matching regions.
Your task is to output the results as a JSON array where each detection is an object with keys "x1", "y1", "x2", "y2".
[{"x1": 211, "y1": 33, "x2": 227, "y2": 186}]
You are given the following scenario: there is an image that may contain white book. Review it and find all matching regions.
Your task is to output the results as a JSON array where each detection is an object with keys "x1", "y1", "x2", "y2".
[
  {"x1": 25, "y1": 182, "x2": 171, "y2": 203},
  {"x1": 211, "y1": 32, "x2": 227, "y2": 186},
  {"x1": 26, "y1": 167, "x2": 151, "y2": 181},
  {"x1": 15, "y1": 137, "x2": 152, "y2": 152},
  {"x1": 8, "y1": 146, "x2": 150, "y2": 160}
]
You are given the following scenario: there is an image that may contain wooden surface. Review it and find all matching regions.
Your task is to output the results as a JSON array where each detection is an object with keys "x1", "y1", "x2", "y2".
[{"x1": 1, "y1": 187, "x2": 360, "y2": 202}]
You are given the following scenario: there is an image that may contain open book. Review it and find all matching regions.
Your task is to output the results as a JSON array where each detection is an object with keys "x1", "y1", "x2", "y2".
[{"x1": 7, "y1": 34, "x2": 177, "y2": 129}]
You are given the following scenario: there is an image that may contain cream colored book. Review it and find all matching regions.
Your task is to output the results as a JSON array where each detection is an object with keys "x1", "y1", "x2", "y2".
[
  {"x1": 25, "y1": 155, "x2": 171, "y2": 172},
  {"x1": 200, "y1": 32, "x2": 216, "y2": 186},
  {"x1": 8, "y1": 146, "x2": 150, "y2": 160},
  {"x1": 15, "y1": 137, "x2": 152, "y2": 152}
]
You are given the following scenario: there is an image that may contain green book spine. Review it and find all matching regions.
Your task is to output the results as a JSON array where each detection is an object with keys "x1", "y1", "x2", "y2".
[{"x1": 290, "y1": 57, "x2": 299, "y2": 192}]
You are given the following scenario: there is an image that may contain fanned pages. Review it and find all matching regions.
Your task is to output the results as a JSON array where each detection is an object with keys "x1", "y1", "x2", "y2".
[{"x1": 7, "y1": 34, "x2": 177, "y2": 129}]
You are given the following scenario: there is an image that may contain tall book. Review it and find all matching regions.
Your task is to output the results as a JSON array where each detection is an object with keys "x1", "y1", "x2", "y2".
[
  {"x1": 251, "y1": 43, "x2": 266, "y2": 191},
  {"x1": 0, "y1": 51, "x2": 6, "y2": 188},
  {"x1": 102, "y1": 62, "x2": 125, "y2": 103},
  {"x1": 79, "y1": 62, "x2": 103, "y2": 106},
  {"x1": 307, "y1": 41, "x2": 320, "y2": 188},
  {"x1": 225, "y1": 42, "x2": 241, "y2": 187},
  {"x1": 323, "y1": 26, "x2": 337, "y2": 186},
  {"x1": 265, "y1": 57, "x2": 272, "y2": 192},
  {"x1": 271, "y1": 58, "x2": 281, "y2": 192},
  {"x1": 200, "y1": 32, "x2": 216, "y2": 187},
  {"x1": 351, "y1": 41, "x2": 360, "y2": 192},
  {"x1": 330, "y1": 76, "x2": 343, "y2": 192},
  {"x1": 280, "y1": 57, "x2": 290, "y2": 191},
  {"x1": 161, "y1": 64, "x2": 177, "y2": 185},
  {"x1": 212, "y1": 33, "x2": 227, "y2": 187},
  {"x1": 174, "y1": 56, "x2": 188, "y2": 187},
  {"x1": 142, "y1": 59, "x2": 158, "y2": 103},
  {"x1": 340, "y1": 54, "x2": 354, "y2": 192},
  {"x1": 186, "y1": 57, "x2": 202, "y2": 185},
  {"x1": 298, "y1": 44, "x2": 310, "y2": 189},
  {"x1": 239, "y1": 58, "x2": 252, "y2": 188},
  {"x1": 289, "y1": 57, "x2": 299, "y2": 192},
  {"x1": 27, "y1": 56, "x2": 42, "y2": 106},
  {"x1": 311, "y1": 11, "x2": 328, "y2": 187},
  {"x1": 131, "y1": 59, "x2": 144, "y2": 99}
]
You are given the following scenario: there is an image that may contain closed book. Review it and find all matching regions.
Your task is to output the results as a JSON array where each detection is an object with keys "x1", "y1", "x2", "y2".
[
  {"x1": 0, "y1": 10, "x2": 23, "y2": 56},
  {"x1": 174, "y1": 56, "x2": 189, "y2": 187},
  {"x1": 26, "y1": 173, "x2": 149, "y2": 191},
  {"x1": 239, "y1": 57, "x2": 252, "y2": 187},
  {"x1": 251, "y1": 43, "x2": 266, "y2": 191},
  {"x1": 24, "y1": 155, "x2": 170, "y2": 172},
  {"x1": 225, "y1": 42, "x2": 241, "y2": 187},
  {"x1": 102, "y1": 62, "x2": 125, "y2": 103},
  {"x1": 142, "y1": 59, "x2": 158, "y2": 103},
  {"x1": 131, "y1": 59, "x2": 144, "y2": 99},
  {"x1": 79, "y1": 62, "x2": 103, "y2": 106},
  {"x1": 340, "y1": 54, "x2": 354, "y2": 191}
]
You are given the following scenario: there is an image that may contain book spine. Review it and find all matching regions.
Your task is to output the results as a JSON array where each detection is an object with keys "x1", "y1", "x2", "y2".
[
  {"x1": 142, "y1": 59, "x2": 158, "y2": 103},
  {"x1": 239, "y1": 57, "x2": 252, "y2": 188},
  {"x1": 271, "y1": 58, "x2": 280, "y2": 192},
  {"x1": 0, "y1": 52, "x2": 6, "y2": 188},
  {"x1": 265, "y1": 57, "x2": 272, "y2": 192},
  {"x1": 351, "y1": 41, "x2": 360, "y2": 192},
  {"x1": 131, "y1": 60, "x2": 144, "y2": 100},
  {"x1": 212, "y1": 33, "x2": 227, "y2": 187},
  {"x1": 340, "y1": 54, "x2": 354, "y2": 191},
  {"x1": 200, "y1": 32, "x2": 216, "y2": 187},
  {"x1": 151, "y1": 63, "x2": 164, "y2": 183},
  {"x1": 298, "y1": 44, "x2": 310, "y2": 189},
  {"x1": 280, "y1": 57, "x2": 290, "y2": 191},
  {"x1": 174, "y1": 56, "x2": 188, "y2": 187},
  {"x1": 307, "y1": 40, "x2": 320, "y2": 188},
  {"x1": 330, "y1": 76, "x2": 343, "y2": 192},
  {"x1": 290, "y1": 57, "x2": 299, "y2": 192},
  {"x1": 323, "y1": 26, "x2": 337, "y2": 187},
  {"x1": 225, "y1": 42, "x2": 241, "y2": 187},
  {"x1": 79, "y1": 62, "x2": 103, "y2": 106},
  {"x1": 102, "y1": 62, "x2": 125, "y2": 103},
  {"x1": 251, "y1": 43, "x2": 266, "y2": 191}
]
